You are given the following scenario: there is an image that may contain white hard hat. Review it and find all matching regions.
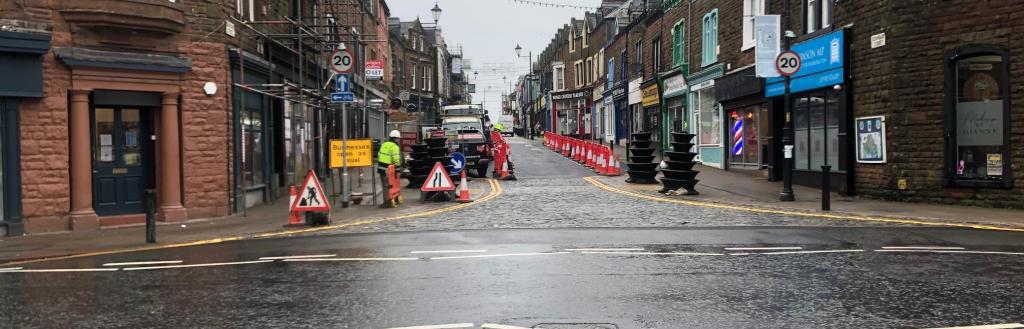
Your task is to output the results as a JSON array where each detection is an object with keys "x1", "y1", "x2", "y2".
[{"x1": 389, "y1": 130, "x2": 401, "y2": 138}]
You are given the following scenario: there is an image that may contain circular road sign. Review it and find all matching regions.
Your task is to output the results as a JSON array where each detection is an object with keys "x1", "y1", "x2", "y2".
[
  {"x1": 776, "y1": 51, "x2": 801, "y2": 76},
  {"x1": 450, "y1": 152, "x2": 466, "y2": 174},
  {"x1": 330, "y1": 49, "x2": 353, "y2": 74}
]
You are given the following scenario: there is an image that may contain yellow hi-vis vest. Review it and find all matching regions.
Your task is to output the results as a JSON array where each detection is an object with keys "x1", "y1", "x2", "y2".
[{"x1": 378, "y1": 140, "x2": 402, "y2": 166}]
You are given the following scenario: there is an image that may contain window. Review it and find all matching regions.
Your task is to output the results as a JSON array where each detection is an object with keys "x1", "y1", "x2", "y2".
[
  {"x1": 805, "y1": 0, "x2": 832, "y2": 34},
  {"x1": 411, "y1": 63, "x2": 417, "y2": 89},
  {"x1": 241, "y1": 104, "x2": 265, "y2": 188},
  {"x1": 583, "y1": 25, "x2": 589, "y2": 48},
  {"x1": 743, "y1": 0, "x2": 765, "y2": 50},
  {"x1": 620, "y1": 50, "x2": 627, "y2": 81},
  {"x1": 422, "y1": 65, "x2": 429, "y2": 91},
  {"x1": 598, "y1": 50, "x2": 604, "y2": 78},
  {"x1": 793, "y1": 92, "x2": 840, "y2": 171},
  {"x1": 554, "y1": 64, "x2": 565, "y2": 91},
  {"x1": 944, "y1": 46, "x2": 1011, "y2": 187},
  {"x1": 702, "y1": 9, "x2": 718, "y2": 66},
  {"x1": 575, "y1": 60, "x2": 584, "y2": 87},
  {"x1": 607, "y1": 57, "x2": 615, "y2": 89},
  {"x1": 569, "y1": 27, "x2": 576, "y2": 53},
  {"x1": 695, "y1": 88, "x2": 720, "y2": 146},
  {"x1": 634, "y1": 41, "x2": 643, "y2": 78},
  {"x1": 586, "y1": 58, "x2": 593, "y2": 84},
  {"x1": 672, "y1": 19, "x2": 685, "y2": 67},
  {"x1": 652, "y1": 37, "x2": 662, "y2": 72}
]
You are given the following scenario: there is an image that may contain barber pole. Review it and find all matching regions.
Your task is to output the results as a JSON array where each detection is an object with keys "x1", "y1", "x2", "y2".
[{"x1": 732, "y1": 119, "x2": 744, "y2": 156}]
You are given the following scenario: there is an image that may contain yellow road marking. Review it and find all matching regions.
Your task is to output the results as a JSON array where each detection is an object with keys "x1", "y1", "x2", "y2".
[
  {"x1": 2, "y1": 179, "x2": 503, "y2": 266},
  {"x1": 583, "y1": 176, "x2": 1024, "y2": 232}
]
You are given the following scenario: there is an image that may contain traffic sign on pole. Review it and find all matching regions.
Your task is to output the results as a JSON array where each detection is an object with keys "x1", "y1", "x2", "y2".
[
  {"x1": 335, "y1": 74, "x2": 351, "y2": 92},
  {"x1": 776, "y1": 51, "x2": 801, "y2": 76},
  {"x1": 331, "y1": 92, "x2": 356, "y2": 103},
  {"x1": 330, "y1": 49, "x2": 353, "y2": 74},
  {"x1": 450, "y1": 152, "x2": 466, "y2": 174}
]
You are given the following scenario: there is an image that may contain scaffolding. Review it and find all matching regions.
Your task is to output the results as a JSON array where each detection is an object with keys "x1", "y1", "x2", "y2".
[{"x1": 227, "y1": 0, "x2": 390, "y2": 208}]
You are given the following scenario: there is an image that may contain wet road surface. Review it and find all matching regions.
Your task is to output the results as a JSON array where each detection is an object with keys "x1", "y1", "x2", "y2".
[{"x1": 2, "y1": 138, "x2": 1023, "y2": 328}]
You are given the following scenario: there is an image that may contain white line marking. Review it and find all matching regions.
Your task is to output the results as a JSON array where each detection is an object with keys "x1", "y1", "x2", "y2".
[
  {"x1": 0, "y1": 267, "x2": 23, "y2": 271},
  {"x1": 729, "y1": 253, "x2": 751, "y2": 256},
  {"x1": 122, "y1": 260, "x2": 273, "y2": 271},
  {"x1": 875, "y1": 250, "x2": 1024, "y2": 256},
  {"x1": 481, "y1": 324, "x2": 534, "y2": 329},
  {"x1": 724, "y1": 246, "x2": 803, "y2": 251},
  {"x1": 924, "y1": 323, "x2": 1024, "y2": 329},
  {"x1": 580, "y1": 251, "x2": 724, "y2": 256},
  {"x1": 760, "y1": 249, "x2": 865, "y2": 255},
  {"x1": 564, "y1": 248, "x2": 646, "y2": 251},
  {"x1": 387, "y1": 323, "x2": 476, "y2": 329},
  {"x1": 881, "y1": 246, "x2": 966, "y2": 250},
  {"x1": 103, "y1": 260, "x2": 183, "y2": 266},
  {"x1": 409, "y1": 250, "x2": 487, "y2": 254},
  {"x1": 283, "y1": 257, "x2": 419, "y2": 262},
  {"x1": 258, "y1": 254, "x2": 337, "y2": 260},
  {"x1": 4, "y1": 268, "x2": 120, "y2": 273},
  {"x1": 431, "y1": 252, "x2": 569, "y2": 260}
]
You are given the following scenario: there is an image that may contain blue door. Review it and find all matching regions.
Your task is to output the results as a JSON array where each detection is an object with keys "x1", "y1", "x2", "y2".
[
  {"x1": 92, "y1": 108, "x2": 153, "y2": 216},
  {"x1": 615, "y1": 102, "x2": 628, "y2": 143}
]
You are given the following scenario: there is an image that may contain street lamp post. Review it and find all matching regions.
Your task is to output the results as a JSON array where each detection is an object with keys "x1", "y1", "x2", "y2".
[
  {"x1": 515, "y1": 44, "x2": 534, "y2": 140},
  {"x1": 779, "y1": 0, "x2": 795, "y2": 201}
]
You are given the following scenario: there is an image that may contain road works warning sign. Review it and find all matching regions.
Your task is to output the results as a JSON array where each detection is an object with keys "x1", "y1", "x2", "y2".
[
  {"x1": 420, "y1": 161, "x2": 455, "y2": 192},
  {"x1": 292, "y1": 170, "x2": 330, "y2": 212}
]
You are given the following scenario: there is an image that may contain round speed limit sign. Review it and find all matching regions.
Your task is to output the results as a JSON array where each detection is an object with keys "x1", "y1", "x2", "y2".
[
  {"x1": 330, "y1": 49, "x2": 353, "y2": 74},
  {"x1": 776, "y1": 51, "x2": 801, "y2": 76}
]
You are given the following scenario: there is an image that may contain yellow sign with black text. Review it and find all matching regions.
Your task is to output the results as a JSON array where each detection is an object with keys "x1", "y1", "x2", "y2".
[
  {"x1": 330, "y1": 139, "x2": 373, "y2": 168},
  {"x1": 642, "y1": 84, "x2": 660, "y2": 107}
]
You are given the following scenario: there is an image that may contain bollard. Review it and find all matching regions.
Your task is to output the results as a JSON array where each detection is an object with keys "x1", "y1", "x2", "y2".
[
  {"x1": 821, "y1": 165, "x2": 832, "y2": 211},
  {"x1": 144, "y1": 189, "x2": 157, "y2": 243}
]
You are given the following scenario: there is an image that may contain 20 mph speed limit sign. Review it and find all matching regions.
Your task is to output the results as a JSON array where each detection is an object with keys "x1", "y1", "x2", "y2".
[
  {"x1": 776, "y1": 51, "x2": 801, "y2": 76},
  {"x1": 330, "y1": 49, "x2": 353, "y2": 74}
]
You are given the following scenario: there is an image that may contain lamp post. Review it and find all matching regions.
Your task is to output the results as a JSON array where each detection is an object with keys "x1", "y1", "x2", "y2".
[
  {"x1": 515, "y1": 44, "x2": 534, "y2": 140},
  {"x1": 431, "y1": 2, "x2": 442, "y2": 24},
  {"x1": 779, "y1": 0, "x2": 795, "y2": 202}
]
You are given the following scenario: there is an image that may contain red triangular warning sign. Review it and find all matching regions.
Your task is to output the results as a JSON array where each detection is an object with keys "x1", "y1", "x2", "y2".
[
  {"x1": 421, "y1": 161, "x2": 455, "y2": 192},
  {"x1": 292, "y1": 170, "x2": 330, "y2": 212}
]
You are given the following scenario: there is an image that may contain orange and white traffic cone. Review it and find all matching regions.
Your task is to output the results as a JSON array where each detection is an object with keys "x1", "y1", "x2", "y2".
[
  {"x1": 606, "y1": 147, "x2": 621, "y2": 176},
  {"x1": 457, "y1": 170, "x2": 473, "y2": 203},
  {"x1": 586, "y1": 143, "x2": 595, "y2": 168},
  {"x1": 285, "y1": 185, "x2": 304, "y2": 226},
  {"x1": 596, "y1": 148, "x2": 606, "y2": 175}
]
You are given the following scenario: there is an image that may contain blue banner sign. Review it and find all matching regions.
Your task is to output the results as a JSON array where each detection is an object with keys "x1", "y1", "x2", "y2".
[
  {"x1": 766, "y1": 29, "x2": 845, "y2": 97},
  {"x1": 331, "y1": 92, "x2": 355, "y2": 103}
]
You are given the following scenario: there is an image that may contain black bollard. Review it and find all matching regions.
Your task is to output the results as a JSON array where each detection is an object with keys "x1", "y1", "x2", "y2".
[
  {"x1": 821, "y1": 165, "x2": 831, "y2": 211},
  {"x1": 144, "y1": 189, "x2": 157, "y2": 243}
]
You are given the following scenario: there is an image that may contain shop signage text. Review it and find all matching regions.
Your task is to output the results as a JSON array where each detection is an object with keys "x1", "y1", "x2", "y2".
[
  {"x1": 642, "y1": 84, "x2": 660, "y2": 107},
  {"x1": 662, "y1": 74, "x2": 688, "y2": 98},
  {"x1": 766, "y1": 29, "x2": 846, "y2": 97},
  {"x1": 552, "y1": 89, "x2": 592, "y2": 100},
  {"x1": 330, "y1": 139, "x2": 373, "y2": 168}
]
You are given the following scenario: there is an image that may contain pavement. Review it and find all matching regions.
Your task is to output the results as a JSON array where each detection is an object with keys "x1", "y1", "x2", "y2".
[
  {"x1": 599, "y1": 139, "x2": 1024, "y2": 230},
  {"x1": 2, "y1": 136, "x2": 1024, "y2": 328}
]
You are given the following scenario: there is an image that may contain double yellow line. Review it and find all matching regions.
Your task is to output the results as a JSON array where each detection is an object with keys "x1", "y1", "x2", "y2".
[
  {"x1": 584, "y1": 176, "x2": 1024, "y2": 232},
  {"x1": 2, "y1": 179, "x2": 504, "y2": 266}
]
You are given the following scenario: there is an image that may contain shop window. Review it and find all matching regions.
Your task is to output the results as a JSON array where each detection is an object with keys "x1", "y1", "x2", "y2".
[
  {"x1": 944, "y1": 46, "x2": 1011, "y2": 188},
  {"x1": 242, "y1": 106, "x2": 265, "y2": 188},
  {"x1": 793, "y1": 92, "x2": 841, "y2": 171},
  {"x1": 695, "y1": 88, "x2": 720, "y2": 146}
]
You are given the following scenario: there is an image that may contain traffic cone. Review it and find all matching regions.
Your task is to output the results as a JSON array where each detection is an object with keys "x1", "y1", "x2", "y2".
[
  {"x1": 562, "y1": 139, "x2": 570, "y2": 156},
  {"x1": 285, "y1": 185, "x2": 304, "y2": 226},
  {"x1": 457, "y1": 170, "x2": 473, "y2": 203},
  {"x1": 586, "y1": 143, "x2": 595, "y2": 168},
  {"x1": 596, "y1": 148, "x2": 606, "y2": 175},
  {"x1": 606, "y1": 147, "x2": 621, "y2": 176}
]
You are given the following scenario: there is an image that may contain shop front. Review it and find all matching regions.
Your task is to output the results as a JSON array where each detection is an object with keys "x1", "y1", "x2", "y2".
[
  {"x1": 660, "y1": 72, "x2": 688, "y2": 152},
  {"x1": 688, "y1": 64, "x2": 725, "y2": 168},
  {"x1": 0, "y1": 30, "x2": 50, "y2": 235},
  {"x1": 640, "y1": 81, "x2": 661, "y2": 151},
  {"x1": 551, "y1": 89, "x2": 592, "y2": 138},
  {"x1": 717, "y1": 66, "x2": 767, "y2": 171},
  {"x1": 593, "y1": 84, "x2": 605, "y2": 142},
  {"x1": 604, "y1": 83, "x2": 627, "y2": 144},
  {"x1": 765, "y1": 29, "x2": 852, "y2": 194},
  {"x1": 231, "y1": 50, "x2": 273, "y2": 210},
  {"x1": 627, "y1": 78, "x2": 642, "y2": 136}
]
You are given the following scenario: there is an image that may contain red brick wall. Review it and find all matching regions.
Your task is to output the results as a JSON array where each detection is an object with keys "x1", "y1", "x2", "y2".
[{"x1": 181, "y1": 42, "x2": 232, "y2": 218}]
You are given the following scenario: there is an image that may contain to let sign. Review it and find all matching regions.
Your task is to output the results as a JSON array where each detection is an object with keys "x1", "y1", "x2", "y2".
[
  {"x1": 330, "y1": 139, "x2": 373, "y2": 168},
  {"x1": 365, "y1": 60, "x2": 384, "y2": 80}
]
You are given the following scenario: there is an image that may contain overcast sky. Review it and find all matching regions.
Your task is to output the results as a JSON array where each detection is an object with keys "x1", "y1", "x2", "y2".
[{"x1": 388, "y1": 0, "x2": 602, "y2": 123}]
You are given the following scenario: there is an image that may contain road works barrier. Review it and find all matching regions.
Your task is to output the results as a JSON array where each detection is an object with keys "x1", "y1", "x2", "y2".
[{"x1": 544, "y1": 133, "x2": 621, "y2": 177}]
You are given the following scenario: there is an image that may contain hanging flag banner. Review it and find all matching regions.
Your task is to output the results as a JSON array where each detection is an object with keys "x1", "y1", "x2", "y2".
[
  {"x1": 755, "y1": 15, "x2": 781, "y2": 78},
  {"x1": 292, "y1": 170, "x2": 330, "y2": 212},
  {"x1": 421, "y1": 161, "x2": 455, "y2": 192}
]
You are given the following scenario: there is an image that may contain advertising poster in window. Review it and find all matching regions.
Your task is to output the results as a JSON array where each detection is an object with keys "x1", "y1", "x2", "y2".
[{"x1": 855, "y1": 115, "x2": 886, "y2": 163}]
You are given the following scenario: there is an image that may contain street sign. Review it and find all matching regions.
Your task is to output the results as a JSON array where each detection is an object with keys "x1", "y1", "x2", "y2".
[
  {"x1": 776, "y1": 51, "x2": 801, "y2": 77},
  {"x1": 450, "y1": 152, "x2": 466, "y2": 174},
  {"x1": 421, "y1": 161, "x2": 455, "y2": 192},
  {"x1": 365, "y1": 60, "x2": 384, "y2": 80},
  {"x1": 336, "y1": 74, "x2": 350, "y2": 92},
  {"x1": 331, "y1": 92, "x2": 355, "y2": 103},
  {"x1": 329, "y1": 49, "x2": 353, "y2": 74},
  {"x1": 330, "y1": 139, "x2": 373, "y2": 168},
  {"x1": 292, "y1": 170, "x2": 330, "y2": 212},
  {"x1": 754, "y1": 15, "x2": 781, "y2": 78}
]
